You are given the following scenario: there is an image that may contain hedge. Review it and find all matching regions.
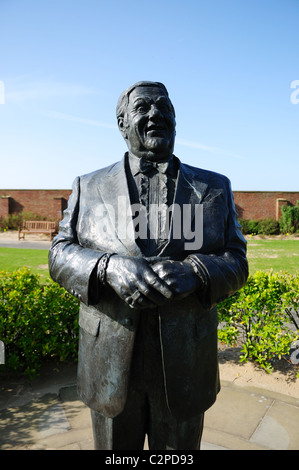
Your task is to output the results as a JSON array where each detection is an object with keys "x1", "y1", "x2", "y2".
[
  {"x1": 0, "y1": 268, "x2": 79, "y2": 377},
  {"x1": 0, "y1": 268, "x2": 298, "y2": 377},
  {"x1": 0, "y1": 212, "x2": 56, "y2": 232},
  {"x1": 239, "y1": 202, "x2": 299, "y2": 235},
  {"x1": 239, "y1": 218, "x2": 280, "y2": 235},
  {"x1": 279, "y1": 201, "x2": 299, "y2": 234},
  {"x1": 218, "y1": 270, "x2": 299, "y2": 372}
]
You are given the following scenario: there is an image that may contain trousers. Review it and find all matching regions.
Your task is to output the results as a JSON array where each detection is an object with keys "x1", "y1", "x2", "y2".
[{"x1": 90, "y1": 309, "x2": 204, "y2": 450}]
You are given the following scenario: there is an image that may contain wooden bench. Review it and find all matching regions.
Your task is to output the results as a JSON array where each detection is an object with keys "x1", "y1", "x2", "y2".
[{"x1": 18, "y1": 221, "x2": 57, "y2": 240}]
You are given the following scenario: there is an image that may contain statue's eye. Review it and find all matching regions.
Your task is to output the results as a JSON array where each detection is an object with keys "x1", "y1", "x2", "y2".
[{"x1": 136, "y1": 105, "x2": 147, "y2": 113}]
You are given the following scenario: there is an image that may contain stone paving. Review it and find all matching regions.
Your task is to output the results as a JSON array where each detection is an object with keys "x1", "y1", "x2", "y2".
[{"x1": 1, "y1": 364, "x2": 299, "y2": 451}]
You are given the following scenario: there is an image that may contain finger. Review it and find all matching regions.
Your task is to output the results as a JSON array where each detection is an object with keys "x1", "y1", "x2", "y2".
[
  {"x1": 136, "y1": 281, "x2": 171, "y2": 305},
  {"x1": 151, "y1": 264, "x2": 163, "y2": 276},
  {"x1": 143, "y1": 270, "x2": 173, "y2": 299},
  {"x1": 126, "y1": 291, "x2": 156, "y2": 309}
]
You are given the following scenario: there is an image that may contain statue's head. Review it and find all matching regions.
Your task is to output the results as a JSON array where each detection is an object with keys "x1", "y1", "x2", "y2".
[{"x1": 116, "y1": 81, "x2": 176, "y2": 161}]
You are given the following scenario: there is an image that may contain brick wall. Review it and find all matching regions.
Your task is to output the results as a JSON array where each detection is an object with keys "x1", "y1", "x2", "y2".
[
  {"x1": 0, "y1": 189, "x2": 299, "y2": 222},
  {"x1": 234, "y1": 191, "x2": 299, "y2": 220},
  {"x1": 0, "y1": 190, "x2": 71, "y2": 221}
]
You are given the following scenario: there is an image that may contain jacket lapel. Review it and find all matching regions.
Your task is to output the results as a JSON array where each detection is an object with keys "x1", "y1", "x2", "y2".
[
  {"x1": 159, "y1": 160, "x2": 208, "y2": 256},
  {"x1": 98, "y1": 156, "x2": 143, "y2": 257}
]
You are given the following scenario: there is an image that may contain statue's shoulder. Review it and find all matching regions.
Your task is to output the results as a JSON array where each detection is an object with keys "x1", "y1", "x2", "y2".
[
  {"x1": 79, "y1": 161, "x2": 121, "y2": 184},
  {"x1": 181, "y1": 162, "x2": 230, "y2": 188}
]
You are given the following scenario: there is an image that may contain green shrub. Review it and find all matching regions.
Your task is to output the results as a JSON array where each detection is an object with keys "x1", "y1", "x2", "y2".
[
  {"x1": 218, "y1": 271, "x2": 299, "y2": 372},
  {"x1": 0, "y1": 213, "x2": 23, "y2": 231},
  {"x1": 279, "y1": 201, "x2": 299, "y2": 234},
  {"x1": 248, "y1": 219, "x2": 261, "y2": 235},
  {"x1": 0, "y1": 268, "x2": 79, "y2": 377},
  {"x1": 0, "y1": 211, "x2": 55, "y2": 231},
  {"x1": 239, "y1": 218, "x2": 280, "y2": 235},
  {"x1": 239, "y1": 219, "x2": 261, "y2": 235},
  {"x1": 239, "y1": 219, "x2": 251, "y2": 235},
  {"x1": 258, "y1": 218, "x2": 280, "y2": 235}
]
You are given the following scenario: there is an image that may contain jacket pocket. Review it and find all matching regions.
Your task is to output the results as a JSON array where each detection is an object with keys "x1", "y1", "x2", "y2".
[{"x1": 79, "y1": 306, "x2": 101, "y2": 337}]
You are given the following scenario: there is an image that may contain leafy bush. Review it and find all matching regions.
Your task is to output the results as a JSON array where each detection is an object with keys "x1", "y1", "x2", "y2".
[
  {"x1": 218, "y1": 271, "x2": 299, "y2": 372},
  {"x1": 0, "y1": 211, "x2": 55, "y2": 231},
  {"x1": 239, "y1": 218, "x2": 280, "y2": 235},
  {"x1": 241, "y1": 219, "x2": 261, "y2": 235},
  {"x1": 0, "y1": 268, "x2": 79, "y2": 377},
  {"x1": 238, "y1": 219, "x2": 251, "y2": 235},
  {"x1": 0, "y1": 213, "x2": 23, "y2": 231},
  {"x1": 279, "y1": 201, "x2": 299, "y2": 234},
  {"x1": 258, "y1": 218, "x2": 280, "y2": 235}
]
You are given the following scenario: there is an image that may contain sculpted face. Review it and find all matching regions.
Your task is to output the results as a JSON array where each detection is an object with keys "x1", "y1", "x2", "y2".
[{"x1": 119, "y1": 86, "x2": 176, "y2": 161}]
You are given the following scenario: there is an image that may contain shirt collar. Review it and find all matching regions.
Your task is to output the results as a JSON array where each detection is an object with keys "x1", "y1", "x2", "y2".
[{"x1": 128, "y1": 153, "x2": 177, "y2": 177}]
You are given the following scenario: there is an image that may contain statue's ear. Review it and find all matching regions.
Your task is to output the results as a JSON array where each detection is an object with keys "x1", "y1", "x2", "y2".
[{"x1": 117, "y1": 116, "x2": 127, "y2": 139}]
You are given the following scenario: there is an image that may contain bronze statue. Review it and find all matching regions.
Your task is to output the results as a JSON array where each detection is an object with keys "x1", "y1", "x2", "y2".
[{"x1": 49, "y1": 81, "x2": 248, "y2": 450}]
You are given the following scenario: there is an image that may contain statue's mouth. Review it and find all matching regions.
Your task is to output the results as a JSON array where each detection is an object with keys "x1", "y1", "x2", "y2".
[{"x1": 146, "y1": 125, "x2": 167, "y2": 136}]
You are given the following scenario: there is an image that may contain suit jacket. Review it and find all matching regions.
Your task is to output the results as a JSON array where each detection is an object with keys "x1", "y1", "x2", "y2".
[{"x1": 49, "y1": 154, "x2": 248, "y2": 421}]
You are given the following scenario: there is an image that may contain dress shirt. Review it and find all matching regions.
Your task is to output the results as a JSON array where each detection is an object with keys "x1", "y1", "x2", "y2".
[{"x1": 125, "y1": 153, "x2": 178, "y2": 255}]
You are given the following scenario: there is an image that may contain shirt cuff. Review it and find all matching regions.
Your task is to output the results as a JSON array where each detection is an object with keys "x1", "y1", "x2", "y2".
[{"x1": 186, "y1": 255, "x2": 209, "y2": 290}]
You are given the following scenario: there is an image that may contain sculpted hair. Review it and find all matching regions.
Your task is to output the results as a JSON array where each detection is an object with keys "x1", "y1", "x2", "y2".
[{"x1": 116, "y1": 81, "x2": 175, "y2": 119}]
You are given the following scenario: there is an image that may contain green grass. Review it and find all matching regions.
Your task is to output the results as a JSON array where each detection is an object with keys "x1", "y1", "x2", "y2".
[
  {"x1": 247, "y1": 238, "x2": 299, "y2": 274},
  {"x1": 0, "y1": 247, "x2": 50, "y2": 282}
]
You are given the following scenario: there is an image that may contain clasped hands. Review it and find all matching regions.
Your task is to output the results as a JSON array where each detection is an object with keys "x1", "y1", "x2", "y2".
[{"x1": 105, "y1": 255, "x2": 201, "y2": 309}]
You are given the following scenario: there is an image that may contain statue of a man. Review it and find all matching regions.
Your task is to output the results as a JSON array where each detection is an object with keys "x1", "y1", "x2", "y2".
[{"x1": 49, "y1": 81, "x2": 248, "y2": 450}]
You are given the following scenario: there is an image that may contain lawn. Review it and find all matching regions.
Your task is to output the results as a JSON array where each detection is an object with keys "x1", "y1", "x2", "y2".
[
  {"x1": 246, "y1": 238, "x2": 299, "y2": 274},
  {"x1": 0, "y1": 238, "x2": 298, "y2": 283},
  {"x1": 0, "y1": 247, "x2": 50, "y2": 282}
]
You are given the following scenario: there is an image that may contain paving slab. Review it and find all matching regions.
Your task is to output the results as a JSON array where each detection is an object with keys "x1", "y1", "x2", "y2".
[
  {"x1": 0, "y1": 393, "x2": 62, "y2": 449},
  {"x1": 203, "y1": 384, "x2": 273, "y2": 440},
  {"x1": 38, "y1": 401, "x2": 71, "y2": 438},
  {"x1": 202, "y1": 381, "x2": 299, "y2": 450},
  {"x1": 249, "y1": 400, "x2": 299, "y2": 450},
  {"x1": 1, "y1": 378, "x2": 298, "y2": 450},
  {"x1": 0, "y1": 361, "x2": 298, "y2": 450}
]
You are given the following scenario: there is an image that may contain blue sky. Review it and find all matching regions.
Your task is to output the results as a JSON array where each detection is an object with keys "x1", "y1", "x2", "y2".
[{"x1": 0, "y1": 0, "x2": 298, "y2": 191}]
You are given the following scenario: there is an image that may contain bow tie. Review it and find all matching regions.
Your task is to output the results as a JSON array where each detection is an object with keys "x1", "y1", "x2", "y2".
[{"x1": 139, "y1": 159, "x2": 169, "y2": 175}]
